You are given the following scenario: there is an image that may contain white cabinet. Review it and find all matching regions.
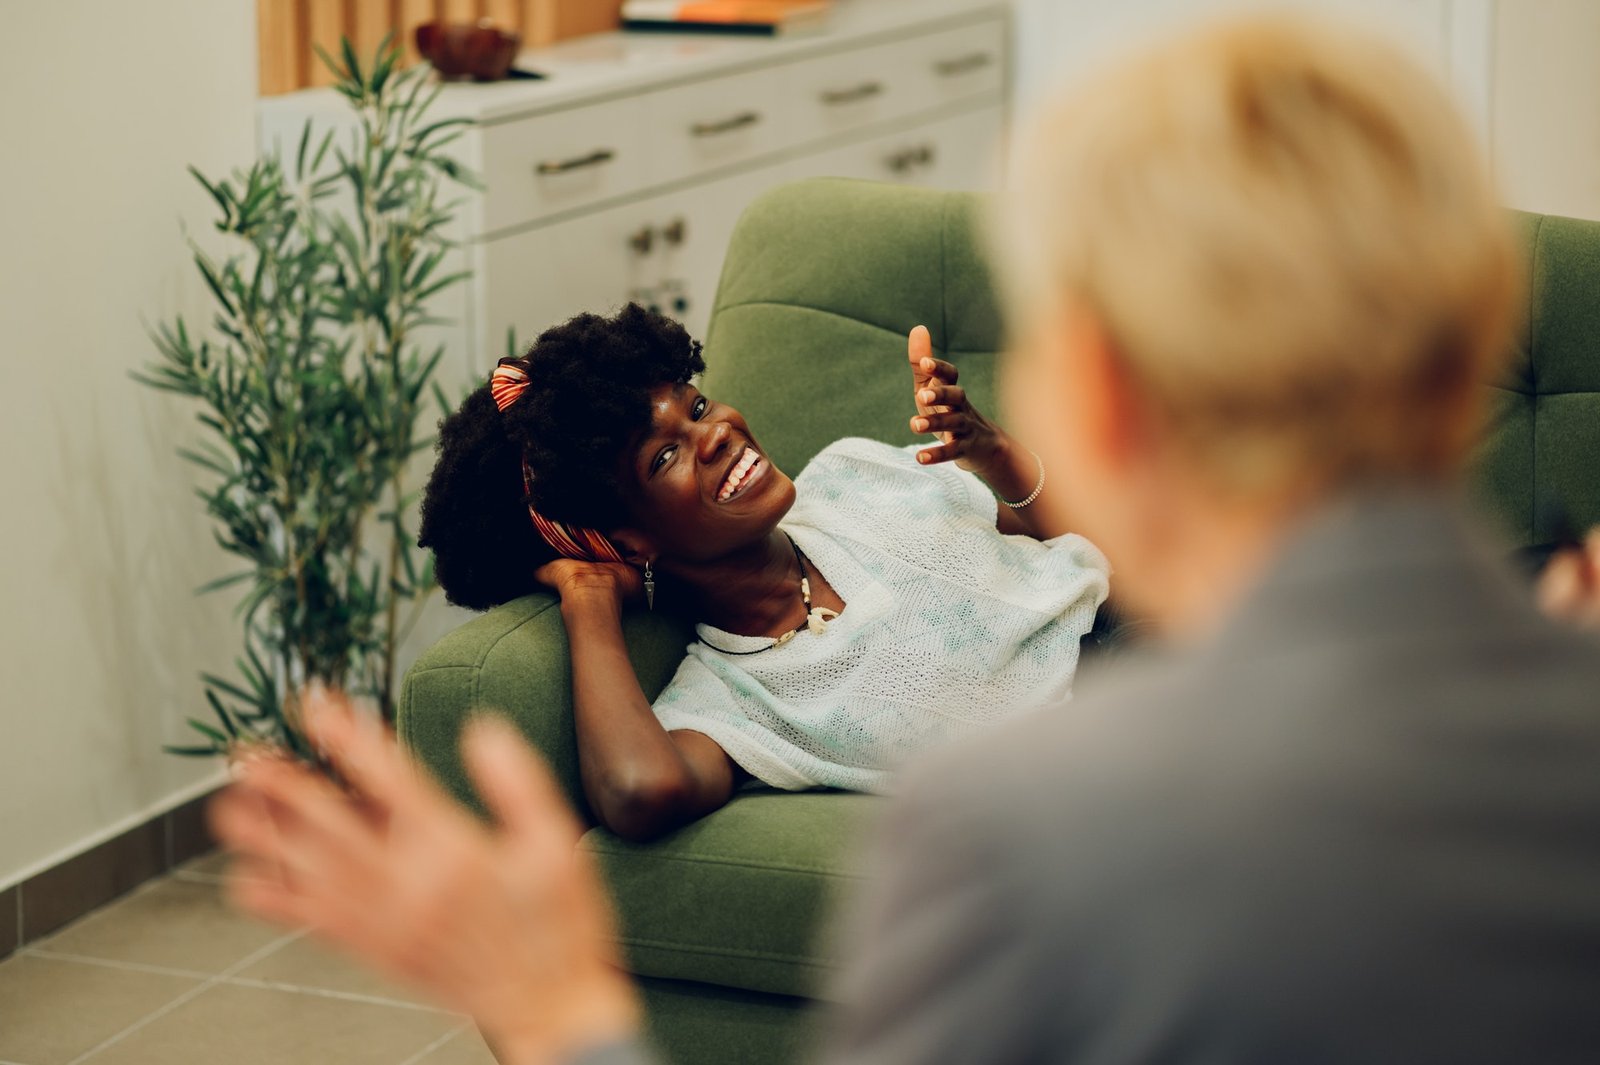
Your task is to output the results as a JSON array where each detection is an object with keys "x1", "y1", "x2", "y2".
[{"x1": 260, "y1": 0, "x2": 1011, "y2": 382}]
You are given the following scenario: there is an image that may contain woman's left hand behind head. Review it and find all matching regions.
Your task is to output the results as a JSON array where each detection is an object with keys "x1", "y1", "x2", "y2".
[{"x1": 534, "y1": 558, "x2": 644, "y2": 606}]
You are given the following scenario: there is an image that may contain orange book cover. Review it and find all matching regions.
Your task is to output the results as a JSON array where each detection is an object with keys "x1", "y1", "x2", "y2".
[
  {"x1": 675, "y1": 1, "x2": 827, "y2": 22},
  {"x1": 623, "y1": 0, "x2": 830, "y2": 30}
]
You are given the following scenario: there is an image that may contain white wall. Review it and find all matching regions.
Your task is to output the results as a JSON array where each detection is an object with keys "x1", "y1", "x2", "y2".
[
  {"x1": 1011, "y1": 0, "x2": 1600, "y2": 222},
  {"x1": 1010, "y1": 0, "x2": 1458, "y2": 117},
  {"x1": 1493, "y1": 0, "x2": 1600, "y2": 219},
  {"x1": 0, "y1": 1, "x2": 258, "y2": 887}
]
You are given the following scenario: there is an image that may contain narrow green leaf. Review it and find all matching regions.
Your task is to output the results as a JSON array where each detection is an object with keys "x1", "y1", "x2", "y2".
[
  {"x1": 195, "y1": 570, "x2": 254, "y2": 595},
  {"x1": 186, "y1": 717, "x2": 230, "y2": 744},
  {"x1": 312, "y1": 43, "x2": 344, "y2": 82},
  {"x1": 339, "y1": 35, "x2": 363, "y2": 90},
  {"x1": 200, "y1": 671, "x2": 258, "y2": 704},
  {"x1": 294, "y1": 120, "x2": 312, "y2": 180},
  {"x1": 203, "y1": 687, "x2": 243, "y2": 738},
  {"x1": 188, "y1": 165, "x2": 231, "y2": 218},
  {"x1": 311, "y1": 128, "x2": 335, "y2": 175},
  {"x1": 193, "y1": 253, "x2": 236, "y2": 315}
]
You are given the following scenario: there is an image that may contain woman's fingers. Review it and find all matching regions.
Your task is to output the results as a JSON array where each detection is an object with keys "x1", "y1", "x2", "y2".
[
  {"x1": 462, "y1": 715, "x2": 583, "y2": 852},
  {"x1": 911, "y1": 411, "x2": 969, "y2": 435},
  {"x1": 916, "y1": 442, "x2": 964, "y2": 465},
  {"x1": 907, "y1": 325, "x2": 933, "y2": 377},
  {"x1": 916, "y1": 383, "x2": 966, "y2": 410},
  {"x1": 918, "y1": 356, "x2": 959, "y2": 386}
]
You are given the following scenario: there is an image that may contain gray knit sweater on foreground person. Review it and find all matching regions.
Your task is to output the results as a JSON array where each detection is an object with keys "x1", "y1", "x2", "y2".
[{"x1": 576, "y1": 492, "x2": 1600, "y2": 1065}]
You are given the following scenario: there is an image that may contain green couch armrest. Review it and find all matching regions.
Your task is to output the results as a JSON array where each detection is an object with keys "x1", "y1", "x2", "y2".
[{"x1": 398, "y1": 591, "x2": 694, "y2": 823}]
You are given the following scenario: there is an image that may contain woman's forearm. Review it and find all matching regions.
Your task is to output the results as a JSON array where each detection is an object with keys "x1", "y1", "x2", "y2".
[
  {"x1": 560, "y1": 592, "x2": 700, "y2": 836},
  {"x1": 974, "y1": 433, "x2": 1055, "y2": 539}
]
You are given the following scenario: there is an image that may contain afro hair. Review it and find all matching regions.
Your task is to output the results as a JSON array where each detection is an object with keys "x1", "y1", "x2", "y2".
[{"x1": 418, "y1": 304, "x2": 705, "y2": 611}]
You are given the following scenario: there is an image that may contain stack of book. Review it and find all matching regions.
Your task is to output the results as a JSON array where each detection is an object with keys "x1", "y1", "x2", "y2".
[{"x1": 621, "y1": 1, "x2": 832, "y2": 36}]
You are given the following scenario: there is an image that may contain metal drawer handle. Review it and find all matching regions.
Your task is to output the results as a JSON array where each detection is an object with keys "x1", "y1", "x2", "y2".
[
  {"x1": 886, "y1": 144, "x2": 937, "y2": 174},
  {"x1": 691, "y1": 111, "x2": 762, "y2": 137},
  {"x1": 821, "y1": 81, "x2": 884, "y2": 106},
  {"x1": 535, "y1": 148, "x2": 616, "y2": 175},
  {"x1": 933, "y1": 52, "x2": 994, "y2": 77}
]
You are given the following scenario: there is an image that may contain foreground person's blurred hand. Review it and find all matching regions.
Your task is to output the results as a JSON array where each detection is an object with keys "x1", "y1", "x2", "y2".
[
  {"x1": 1539, "y1": 529, "x2": 1600, "y2": 630},
  {"x1": 208, "y1": 688, "x2": 638, "y2": 1065}
]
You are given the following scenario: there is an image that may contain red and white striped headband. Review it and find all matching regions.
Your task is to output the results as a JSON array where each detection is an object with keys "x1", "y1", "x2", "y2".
[{"x1": 491, "y1": 359, "x2": 626, "y2": 565}]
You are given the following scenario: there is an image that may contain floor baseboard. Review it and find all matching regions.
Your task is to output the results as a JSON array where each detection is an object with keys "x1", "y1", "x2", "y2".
[{"x1": 0, "y1": 788, "x2": 222, "y2": 961}]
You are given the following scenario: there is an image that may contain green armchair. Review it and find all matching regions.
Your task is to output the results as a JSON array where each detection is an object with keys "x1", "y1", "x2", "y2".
[{"x1": 398, "y1": 180, "x2": 1600, "y2": 1065}]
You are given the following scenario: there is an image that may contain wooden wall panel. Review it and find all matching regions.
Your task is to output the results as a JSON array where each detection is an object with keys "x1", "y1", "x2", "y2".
[
  {"x1": 552, "y1": 0, "x2": 622, "y2": 41},
  {"x1": 258, "y1": 0, "x2": 620, "y2": 95},
  {"x1": 396, "y1": 0, "x2": 439, "y2": 64},
  {"x1": 258, "y1": 0, "x2": 306, "y2": 97},
  {"x1": 484, "y1": 0, "x2": 523, "y2": 34},
  {"x1": 351, "y1": 0, "x2": 400, "y2": 65},
  {"x1": 306, "y1": 0, "x2": 351, "y2": 87},
  {"x1": 438, "y1": 0, "x2": 483, "y2": 23}
]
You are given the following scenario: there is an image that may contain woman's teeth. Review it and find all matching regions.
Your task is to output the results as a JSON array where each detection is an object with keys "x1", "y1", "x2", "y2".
[{"x1": 718, "y1": 448, "x2": 761, "y2": 501}]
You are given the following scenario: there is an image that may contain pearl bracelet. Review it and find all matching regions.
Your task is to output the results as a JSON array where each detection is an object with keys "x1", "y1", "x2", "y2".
[{"x1": 1001, "y1": 450, "x2": 1045, "y2": 509}]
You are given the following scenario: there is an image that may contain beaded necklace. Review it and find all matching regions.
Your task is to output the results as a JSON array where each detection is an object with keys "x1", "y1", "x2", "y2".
[{"x1": 699, "y1": 532, "x2": 839, "y2": 656}]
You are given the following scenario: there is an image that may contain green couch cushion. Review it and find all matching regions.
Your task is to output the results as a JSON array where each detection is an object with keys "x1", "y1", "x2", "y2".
[{"x1": 582, "y1": 791, "x2": 879, "y2": 1000}]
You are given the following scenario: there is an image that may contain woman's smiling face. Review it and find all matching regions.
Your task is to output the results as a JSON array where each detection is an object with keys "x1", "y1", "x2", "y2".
[{"x1": 615, "y1": 381, "x2": 796, "y2": 563}]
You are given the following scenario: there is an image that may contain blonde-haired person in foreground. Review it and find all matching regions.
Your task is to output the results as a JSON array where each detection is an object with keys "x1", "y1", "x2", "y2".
[{"x1": 209, "y1": 16, "x2": 1600, "y2": 1065}]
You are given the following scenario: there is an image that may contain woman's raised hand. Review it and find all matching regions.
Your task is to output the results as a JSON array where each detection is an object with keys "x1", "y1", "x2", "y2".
[
  {"x1": 535, "y1": 557, "x2": 643, "y2": 605},
  {"x1": 907, "y1": 324, "x2": 1006, "y2": 472}
]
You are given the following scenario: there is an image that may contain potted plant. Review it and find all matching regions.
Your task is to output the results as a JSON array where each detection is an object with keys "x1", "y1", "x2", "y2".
[{"x1": 137, "y1": 39, "x2": 475, "y2": 759}]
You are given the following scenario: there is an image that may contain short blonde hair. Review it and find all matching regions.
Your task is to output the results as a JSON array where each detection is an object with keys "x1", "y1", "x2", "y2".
[{"x1": 1000, "y1": 16, "x2": 1520, "y2": 494}]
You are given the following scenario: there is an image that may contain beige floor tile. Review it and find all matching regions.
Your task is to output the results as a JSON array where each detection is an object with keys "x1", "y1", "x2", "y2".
[
  {"x1": 410, "y1": 1026, "x2": 501, "y2": 1065},
  {"x1": 0, "y1": 953, "x2": 202, "y2": 1065},
  {"x1": 80, "y1": 982, "x2": 460, "y2": 1065},
  {"x1": 36, "y1": 876, "x2": 284, "y2": 975},
  {"x1": 232, "y1": 934, "x2": 433, "y2": 1007}
]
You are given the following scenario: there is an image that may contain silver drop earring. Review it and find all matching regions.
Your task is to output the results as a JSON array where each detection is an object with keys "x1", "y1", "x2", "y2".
[{"x1": 644, "y1": 561, "x2": 655, "y2": 611}]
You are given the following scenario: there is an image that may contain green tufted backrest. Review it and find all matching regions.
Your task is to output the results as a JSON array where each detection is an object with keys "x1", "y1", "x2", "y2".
[
  {"x1": 707, "y1": 181, "x2": 1600, "y2": 548},
  {"x1": 1472, "y1": 211, "x2": 1600, "y2": 546},
  {"x1": 702, "y1": 180, "x2": 1003, "y2": 476}
]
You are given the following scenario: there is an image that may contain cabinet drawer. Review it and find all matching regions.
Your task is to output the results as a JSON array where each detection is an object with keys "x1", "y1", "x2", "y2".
[
  {"x1": 644, "y1": 67, "x2": 793, "y2": 187},
  {"x1": 904, "y1": 19, "x2": 1007, "y2": 110},
  {"x1": 479, "y1": 97, "x2": 647, "y2": 234},
  {"x1": 789, "y1": 37, "x2": 917, "y2": 141},
  {"x1": 791, "y1": 104, "x2": 1005, "y2": 192},
  {"x1": 790, "y1": 17, "x2": 1007, "y2": 144}
]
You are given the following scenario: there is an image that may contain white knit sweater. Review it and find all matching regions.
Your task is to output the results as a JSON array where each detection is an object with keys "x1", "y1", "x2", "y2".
[{"x1": 650, "y1": 438, "x2": 1110, "y2": 793}]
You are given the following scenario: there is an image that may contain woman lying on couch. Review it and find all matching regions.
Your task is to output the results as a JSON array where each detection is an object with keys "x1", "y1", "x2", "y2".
[{"x1": 418, "y1": 303, "x2": 1110, "y2": 841}]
